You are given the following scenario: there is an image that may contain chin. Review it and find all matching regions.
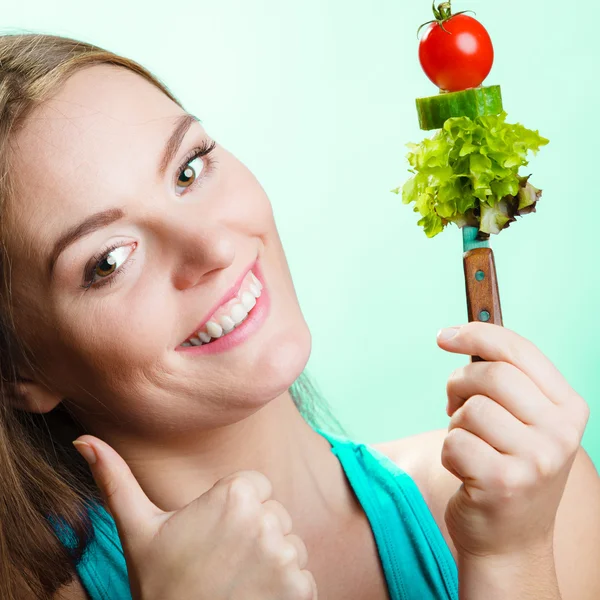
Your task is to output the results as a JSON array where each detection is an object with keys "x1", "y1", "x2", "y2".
[
  {"x1": 270, "y1": 321, "x2": 312, "y2": 387},
  {"x1": 237, "y1": 320, "x2": 312, "y2": 410}
]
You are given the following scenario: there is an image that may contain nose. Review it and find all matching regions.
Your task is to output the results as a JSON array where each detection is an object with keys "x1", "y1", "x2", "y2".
[{"x1": 156, "y1": 213, "x2": 236, "y2": 291}]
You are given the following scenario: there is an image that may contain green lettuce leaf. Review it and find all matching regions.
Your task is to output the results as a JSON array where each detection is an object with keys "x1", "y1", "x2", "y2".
[{"x1": 391, "y1": 111, "x2": 549, "y2": 237}]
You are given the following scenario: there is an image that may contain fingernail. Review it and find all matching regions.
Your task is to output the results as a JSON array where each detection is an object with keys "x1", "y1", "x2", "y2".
[
  {"x1": 73, "y1": 441, "x2": 97, "y2": 465},
  {"x1": 437, "y1": 327, "x2": 460, "y2": 341}
]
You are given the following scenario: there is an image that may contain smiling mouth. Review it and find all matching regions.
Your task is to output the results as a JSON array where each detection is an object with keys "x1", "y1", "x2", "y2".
[{"x1": 180, "y1": 270, "x2": 263, "y2": 348}]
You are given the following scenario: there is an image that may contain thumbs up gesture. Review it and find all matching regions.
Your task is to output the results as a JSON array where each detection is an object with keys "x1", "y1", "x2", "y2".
[{"x1": 73, "y1": 436, "x2": 318, "y2": 600}]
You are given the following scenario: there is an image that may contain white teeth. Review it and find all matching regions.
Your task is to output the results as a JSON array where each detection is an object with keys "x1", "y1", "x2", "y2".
[
  {"x1": 206, "y1": 321, "x2": 223, "y2": 338},
  {"x1": 241, "y1": 291, "x2": 256, "y2": 311},
  {"x1": 251, "y1": 272, "x2": 263, "y2": 290},
  {"x1": 230, "y1": 303, "x2": 248, "y2": 325},
  {"x1": 198, "y1": 332, "x2": 211, "y2": 343},
  {"x1": 219, "y1": 315, "x2": 235, "y2": 333},
  {"x1": 182, "y1": 271, "x2": 264, "y2": 348}
]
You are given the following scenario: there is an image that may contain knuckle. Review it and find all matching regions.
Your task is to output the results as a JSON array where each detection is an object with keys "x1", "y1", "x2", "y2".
[
  {"x1": 441, "y1": 427, "x2": 463, "y2": 464},
  {"x1": 219, "y1": 470, "x2": 271, "y2": 496},
  {"x1": 487, "y1": 361, "x2": 513, "y2": 388},
  {"x1": 278, "y1": 502, "x2": 293, "y2": 525},
  {"x1": 572, "y1": 394, "x2": 591, "y2": 425},
  {"x1": 508, "y1": 336, "x2": 535, "y2": 368},
  {"x1": 454, "y1": 395, "x2": 487, "y2": 427},
  {"x1": 265, "y1": 498, "x2": 287, "y2": 514},
  {"x1": 101, "y1": 462, "x2": 128, "y2": 500},
  {"x1": 581, "y1": 401, "x2": 591, "y2": 425},
  {"x1": 275, "y1": 540, "x2": 299, "y2": 568},
  {"x1": 260, "y1": 509, "x2": 281, "y2": 534},
  {"x1": 265, "y1": 500, "x2": 293, "y2": 533},
  {"x1": 251, "y1": 470, "x2": 274, "y2": 493},
  {"x1": 447, "y1": 366, "x2": 465, "y2": 389},
  {"x1": 255, "y1": 512, "x2": 286, "y2": 561},
  {"x1": 462, "y1": 321, "x2": 477, "y2": 339},
  {"x1": 440, "y1": 448, "x2": 454, "y2": 475},
  {"x1": 286, "y1": 534, "x2": 308, "y2": 567},
  {"x1": 491, "y1": 469, "x2": 516, "y2": 499},
  {"x1": 555, "y1": 424, "x2": 582, "y2": 456},
  {"x1": 289, "y1": 571, "x2": 315, "y2": 600},
  {"x1": 226, "y1": 476, "x2": 257, "y2": 502},
  {"x1": 222, "y1": 477, "x2": 260, "y2": 519},
  {"x1": 581, "y1": 395, "x2": 591, "y2": 415},
  {"x1": 531, "y1": 447, "x2": 558, "y2": 479},
  {"x1": 102, "y1": 476, "x2": 119, "y2": 500},
  {"x1": 443, "y1": 426, "x2": 462, "y2": 451},
  {"x1": 492, "y1": 463, "x2": 532, "y2": 499},
  {"x1": 467, "y1": 393, "x2": 488, "y2": 416}
]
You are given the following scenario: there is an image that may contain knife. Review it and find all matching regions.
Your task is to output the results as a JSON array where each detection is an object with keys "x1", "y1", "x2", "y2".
[{"x1": 462, "y1": 226, "x2": 503, "y2": 362}]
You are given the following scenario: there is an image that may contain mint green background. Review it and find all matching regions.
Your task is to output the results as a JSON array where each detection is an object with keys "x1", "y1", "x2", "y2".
[{"x1": 4, "y1": 1, "x2": 598, "y2": 467}]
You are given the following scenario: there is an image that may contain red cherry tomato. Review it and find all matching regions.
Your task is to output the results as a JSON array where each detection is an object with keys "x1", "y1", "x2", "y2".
[{"x1": 419, "y1": 14, "x2": 494, "y2": 92}]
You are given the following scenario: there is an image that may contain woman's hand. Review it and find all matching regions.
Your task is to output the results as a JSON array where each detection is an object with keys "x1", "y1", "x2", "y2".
[
  {"x1": 436, "y1": 322, "x2": 590, "y2": 560},
  {"x1": 72, "y1": 437, "x2": 317, "y2": 600}
]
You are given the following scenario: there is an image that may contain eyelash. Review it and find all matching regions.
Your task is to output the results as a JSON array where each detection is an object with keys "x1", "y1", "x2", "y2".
[
  {"x1": 175, "y1": 138, "x2": 218, "y2": 193},
  {"x1": 81, "y1": 241, "x2": 135, "y2": 291},
  {"x1": 81, "y1": 139, "x2": 218, "y2": 291}
]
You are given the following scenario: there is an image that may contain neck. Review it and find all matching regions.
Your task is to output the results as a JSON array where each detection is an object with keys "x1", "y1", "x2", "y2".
[{"x1": 95, "y1": 391, "x2": 357, "y2": 529}]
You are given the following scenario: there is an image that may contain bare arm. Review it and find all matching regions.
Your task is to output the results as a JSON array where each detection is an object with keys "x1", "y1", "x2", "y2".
[
  {"x1": 456, "y1": 545, "x2": 560, "y2": 600},
  {"x1": 433, "y1": 440, "x2": 600, "y2": 600},
  {"x1": 380, "y1": 431, "x2": 600, "y2": 600}
]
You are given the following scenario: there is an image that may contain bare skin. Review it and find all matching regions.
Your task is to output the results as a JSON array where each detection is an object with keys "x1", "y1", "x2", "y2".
[
  {"x1": 56, "y1": 425, "x2": 600, "y2": 600},
  {"x1": 9, "y1": 65, "x2": 390, "y2": 600},
  {"x1": 4, "y1": 65, "x2": 598, "y2": 600}
]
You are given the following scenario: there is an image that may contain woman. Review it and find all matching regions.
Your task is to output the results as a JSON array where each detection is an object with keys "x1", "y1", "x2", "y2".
[{"x1": 0, "y1": 33, "x2": 598, "y2": 600}]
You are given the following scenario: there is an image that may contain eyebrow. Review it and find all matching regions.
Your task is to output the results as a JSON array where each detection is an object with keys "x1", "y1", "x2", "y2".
[
  {"x1": 48, "y1": 208, "x2": 125, "y2": 276},
  {"x1": 48, "y1": 113, "x2": 200, "y2": 276},
  {"x1": 158, "y1": 113, "x2": 199, "y2": 176}
]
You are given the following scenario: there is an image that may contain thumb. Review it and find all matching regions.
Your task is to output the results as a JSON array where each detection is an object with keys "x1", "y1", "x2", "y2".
[{"x1": 73, "y1": 435, "x2": 161, "y2": 545}]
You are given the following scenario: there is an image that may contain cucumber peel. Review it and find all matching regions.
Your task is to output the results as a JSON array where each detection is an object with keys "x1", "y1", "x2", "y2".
[{"x1": 417, "y1": 85, "x2": 503, "y2": 131}]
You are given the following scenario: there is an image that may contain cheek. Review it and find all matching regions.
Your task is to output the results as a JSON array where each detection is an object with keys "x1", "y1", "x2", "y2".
[{"x1": 53, "y1": 284, "x2": 174, "y2": 385}]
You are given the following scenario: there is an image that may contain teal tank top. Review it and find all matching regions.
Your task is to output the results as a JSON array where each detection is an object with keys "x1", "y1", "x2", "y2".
[{"x1": 54, "y1": 430, "x2": 459, "y2": 599}]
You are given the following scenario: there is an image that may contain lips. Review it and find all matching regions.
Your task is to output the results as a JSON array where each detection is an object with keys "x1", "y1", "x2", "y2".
[{"x1": 179, "y1": 260, "x2": 262, "y2": 347}]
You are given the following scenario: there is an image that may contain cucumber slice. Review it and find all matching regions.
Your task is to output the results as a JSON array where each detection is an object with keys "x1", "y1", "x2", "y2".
[{"x1": 416, "y1": 85, "x2": 503, "y2": 131}]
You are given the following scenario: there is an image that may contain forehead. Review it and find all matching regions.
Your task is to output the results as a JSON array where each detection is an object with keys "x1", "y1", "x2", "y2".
[{"x1": 6, "y1": 64, "x2": 195, "y2": 260}]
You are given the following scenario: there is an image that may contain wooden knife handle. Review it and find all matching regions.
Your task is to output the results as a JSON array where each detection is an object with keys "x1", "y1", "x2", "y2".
[{"x1": 463, "y1": 247, "x2": 503, "y2": 362}]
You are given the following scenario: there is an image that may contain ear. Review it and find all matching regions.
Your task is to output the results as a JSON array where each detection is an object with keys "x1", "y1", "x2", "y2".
[{"x1": 11, "y1": 378, "x2": 63, "y2": 414}]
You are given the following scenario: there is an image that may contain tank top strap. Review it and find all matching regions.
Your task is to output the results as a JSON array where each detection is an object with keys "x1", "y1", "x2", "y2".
[
  {"x1": 51, "y1": 430, "x2": 458, "y2": 600},
  {"x1": 316, "y1": 428, "x2": 458, "y2": 600},
  {"x1": 52, "y1": 503, "x2": 131, "y2": 599}
]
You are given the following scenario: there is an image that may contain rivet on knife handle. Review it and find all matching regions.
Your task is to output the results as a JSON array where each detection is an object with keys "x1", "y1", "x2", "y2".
[{"x1": 463, "y1": 247, "x2": 503, "y2": 362}]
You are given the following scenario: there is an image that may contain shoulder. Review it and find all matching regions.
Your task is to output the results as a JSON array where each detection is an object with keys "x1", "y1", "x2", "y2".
[
  {"x1": 373, "y1": 428, "x2": 452, "y2": 497},
  {"x1": 373, "y1": 429, "x2": 460, "y2": 559},
  {"x1": 375, "y1": 430, "x2": 600, "y2": 600}
]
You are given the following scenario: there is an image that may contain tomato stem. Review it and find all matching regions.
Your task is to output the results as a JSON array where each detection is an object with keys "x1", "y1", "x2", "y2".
[
  {"x1": 437, "y1": 2, "x2": 453, "y2": 21},
  {"x1": 417, "y1": 1, "x2": 476, "y2": 37}
]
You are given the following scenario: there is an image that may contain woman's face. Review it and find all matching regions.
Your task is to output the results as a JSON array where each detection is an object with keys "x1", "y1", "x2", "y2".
[{"x1": 5, "y1": 65, "x2": 311, "y2": 439}]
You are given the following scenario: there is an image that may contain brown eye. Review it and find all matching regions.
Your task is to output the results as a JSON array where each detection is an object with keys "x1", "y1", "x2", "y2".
[
  {"x1": 176, "y1": 156, "x2": 205, "y2": 191},
  {"x1": 95, "y1": 255, "x2": 117, "y2": 278},
  {"x1": 93, "y1": 246, "x2": 134, "y2": 281}
]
